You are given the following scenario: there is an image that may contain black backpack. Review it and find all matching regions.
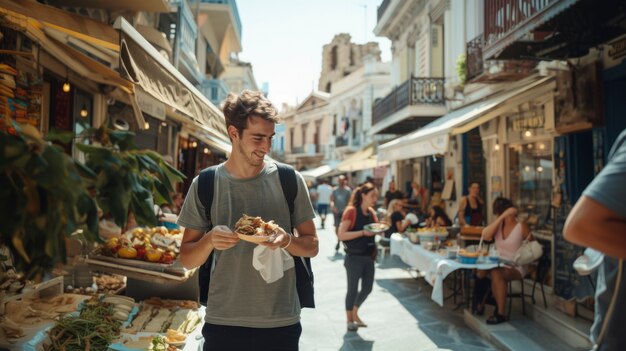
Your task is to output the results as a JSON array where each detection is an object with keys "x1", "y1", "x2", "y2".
[{"x1": 197, "y1": 163, "x2": 315, "y2": 308}]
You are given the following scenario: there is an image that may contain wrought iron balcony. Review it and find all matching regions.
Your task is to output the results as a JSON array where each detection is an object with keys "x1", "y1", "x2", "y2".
[
  {"x1": 377, "y1": 0, "x2": 392, "y2": 21},
  {"x1": 372, "y1": 77, "x2": 444, "y2": 126},
  {"x1": 335, "y1": 135, "x2": 349, "y2": 148},
  {"x1": 466, "y1": 34, "x2": 484, "y2": 82}
]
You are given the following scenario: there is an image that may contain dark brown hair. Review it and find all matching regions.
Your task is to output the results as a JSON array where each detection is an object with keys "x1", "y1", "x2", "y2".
[
  {"x1": 349, "y1": 182, "x2": 377, "y2": 208},
  {"x1": 222, "y1": 90, "x2": 280, "y2": 140},
  {"x1": 492, "y1": 197, "x2": 513, "y2": 216}
]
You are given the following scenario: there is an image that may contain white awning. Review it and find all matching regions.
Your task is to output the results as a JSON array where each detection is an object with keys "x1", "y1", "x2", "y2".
[
  {"x1": 378, "y1": 77, "x2": 554, "y2": 162},
  {"x1": 338, "y1": 144, "x2": 389, "y2": 172},
  {"x1": 300, "y1": 165, "x2": 335, "y2": 181}
]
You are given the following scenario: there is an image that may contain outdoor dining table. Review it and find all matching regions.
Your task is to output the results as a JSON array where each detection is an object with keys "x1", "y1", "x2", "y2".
[{"x1": 389, "y1": 233, "x2": 498, "y2": 307}]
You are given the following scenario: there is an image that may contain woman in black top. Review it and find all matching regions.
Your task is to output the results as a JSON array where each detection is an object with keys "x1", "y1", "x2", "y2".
[
  {"x1": 458, "y1": 182, "x2": 484, "y2": 226},
  {"x1": 338, "y1": 182, "x2": 379, "y2": 332}
]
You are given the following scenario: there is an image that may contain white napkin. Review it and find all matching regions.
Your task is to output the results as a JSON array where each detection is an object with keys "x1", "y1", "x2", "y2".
[{"x1": 252, "y1": 246, "x2": 295, "y2": 283}]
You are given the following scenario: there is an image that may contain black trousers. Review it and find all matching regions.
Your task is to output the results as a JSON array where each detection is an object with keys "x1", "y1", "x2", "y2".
[{"x1": 202, "y1": 322, "x2": 302, "y2": 351}]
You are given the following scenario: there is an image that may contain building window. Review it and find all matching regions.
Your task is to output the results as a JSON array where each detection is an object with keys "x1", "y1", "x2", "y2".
[
  {"x1": 211, "y1": 86, "x2": 218, "y2": 101},
  {"x1": 508, "y1": 140, "x2": 553, "y2": 230},
  {"x1": 330, "y1": 46, "x2": 338, "y2": 70}
]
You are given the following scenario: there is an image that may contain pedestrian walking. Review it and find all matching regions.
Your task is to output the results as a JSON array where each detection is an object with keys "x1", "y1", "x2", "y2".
[
  {"x1": 316, "y1": 179, "x2": 333, "y2": 229},
  {"x1": 331, "y1": 175, "x2": 351, "y2": 251},
  {"x1": 337, "y1": 182, "x2": 380, "y2": 332},
  {"x1": 177, "y1": 90, "x2": 318, "y2": 351}
]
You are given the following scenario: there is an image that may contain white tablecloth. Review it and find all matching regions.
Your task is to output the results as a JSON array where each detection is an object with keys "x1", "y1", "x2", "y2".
[{"x1": 390, "y1": 233, "x2": 497, "y2": 306}]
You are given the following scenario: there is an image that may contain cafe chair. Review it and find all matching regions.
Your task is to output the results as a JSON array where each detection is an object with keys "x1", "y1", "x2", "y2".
[
  {"x1": 506, "y1": 256, "x2": 551, "y2": 319},
  {"x1": 377, "y1": 237, "x2": 390, "y2": 261}
]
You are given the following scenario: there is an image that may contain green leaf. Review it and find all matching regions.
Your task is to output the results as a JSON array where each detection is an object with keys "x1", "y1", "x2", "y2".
[
  {"x1": 74, "y1": 162, "x2": 97, "y2": 180},
  {"x1": 109, "y1": 130, "x2": 137, "y2": 151},
  {"x1": 44, "y1": 128, "x2": 75, "y2": 144}
]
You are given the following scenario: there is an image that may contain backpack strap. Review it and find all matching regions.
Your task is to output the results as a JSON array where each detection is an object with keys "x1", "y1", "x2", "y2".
[
  {"x1": 275, "y1": 162, "x2": 297, "y2": 217},
  {"x1": 274, "y1": 162, "x2": 315, "y2": 308},
  {"x1": 197, "y1": 165, "x2": 218, "y2": 306},
  {"x1": 198, "y1": 165, "x2": 219, "y2": 224}
]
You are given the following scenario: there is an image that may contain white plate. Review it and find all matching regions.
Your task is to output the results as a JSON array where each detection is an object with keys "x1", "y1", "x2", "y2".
[
  {"x1": 237, "y1": 233, "x2": 273, "y2": 243},
  {"x1": 363, "y1": 223, "x2": 390, "y2": 233}
]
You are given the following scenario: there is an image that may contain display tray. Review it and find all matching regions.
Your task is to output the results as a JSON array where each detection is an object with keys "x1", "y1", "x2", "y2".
[
  {"x1": 84, "y1": 256, "x2": 193, "y2": 284},
  {"x1": 87, "y1": 254, "x2": 179, "y2": 271}
]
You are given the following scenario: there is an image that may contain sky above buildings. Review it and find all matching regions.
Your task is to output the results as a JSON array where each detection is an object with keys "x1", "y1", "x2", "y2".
[{"x1": 237, "y1": 0, "x2": 391, "y2": 110}]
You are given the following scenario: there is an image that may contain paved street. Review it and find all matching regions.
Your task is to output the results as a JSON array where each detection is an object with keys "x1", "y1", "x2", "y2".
[{"x1": 299, "y1": 215, "x2": 496, "y2": 351}]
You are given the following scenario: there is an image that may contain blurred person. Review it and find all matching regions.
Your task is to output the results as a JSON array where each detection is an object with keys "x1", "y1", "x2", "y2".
[
  {"x1": 316, "y1": 179, "x2": 333, "y2": 229},
  {"x1": 331, "y1": 175, "x2": 352, "y2": 252},
  {"x1": 564, "y1": 128, "x2": 626, "y2": 351},
  {"x1": 384, "y1": 180, "x2": 404, "y2": 207},
  {"x1": 458, "y1": 182, "x2": 484, "y2": 226},
  {"x1": 474, "y1": 197, "x2": 533, "y2": 324},
  {"x1": 308, "y1": 181, "x2": 318, "y2": 214},
  {"x1": 338, "y1": 182, "x2": 380, "y2": 332},
  {"x1": 382, "y1": 199, "x2": 411, "y2": 244},
  {"x1": 161, "y1": 192, "x2": 184, "y2": 215},
  {"x1": 177, "y1": 90, "x2": 318, "y2": 350},
  {"x1": 424, "y1": 205, "x2": 452, "y2": 227},
  {"x1": 409, "y1": 181, "x2": 429, "y2": 213}
]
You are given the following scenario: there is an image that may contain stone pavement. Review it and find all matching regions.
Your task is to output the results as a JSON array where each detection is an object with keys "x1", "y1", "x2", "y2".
[{"x1": 299, "y1": 215, "x2": 496, "y2": 351}]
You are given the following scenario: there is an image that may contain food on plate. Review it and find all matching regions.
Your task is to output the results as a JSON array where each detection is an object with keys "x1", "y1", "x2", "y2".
[
  {"x1": 145, "y1": 248, "x2": 163, "y2": 262},
  {"x1": 458, "y1": 249, "x2": 480, "y2": 257},
  {"x1": 234, "y1": 214, "x2": 279, "y2": 237},
  {"x1": 363, "y1": 223, "x2": 390, "y2": 232}
]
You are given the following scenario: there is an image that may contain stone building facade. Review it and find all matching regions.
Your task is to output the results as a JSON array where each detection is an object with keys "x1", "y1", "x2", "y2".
[{"x1": 318, "y1": 33, "x2": 381, "y2": 93}]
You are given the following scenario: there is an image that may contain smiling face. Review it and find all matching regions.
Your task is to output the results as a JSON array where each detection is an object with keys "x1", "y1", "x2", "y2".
[{"x1": 230, "y1": 115, "x2": 275, "y2": 168}]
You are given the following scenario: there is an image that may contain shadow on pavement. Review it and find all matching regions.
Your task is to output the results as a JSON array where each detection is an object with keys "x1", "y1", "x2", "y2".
[
  {"x1": 376, "y1": 277, "x2": 495, "y2": 350},
  {"x1": 375, "y1": 254, "x2": 411, "y2": 270},
  {"x1": 327, "y1": 251, "x2": 345, "y2": 262},
  {"x1": 340, "y1": 331, "x2": 374, "y2": 351}
]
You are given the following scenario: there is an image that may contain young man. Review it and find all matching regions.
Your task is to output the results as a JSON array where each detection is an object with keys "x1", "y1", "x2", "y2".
[
  {"x1": 564, "y1": 128, "x2": 626, "y2": 351},
  {"x1": 177, "y1": 90, "x2": 318, "y2": 350},
  {"x1": 331, "y1": 175, "x2": 352, "y2": 251}
]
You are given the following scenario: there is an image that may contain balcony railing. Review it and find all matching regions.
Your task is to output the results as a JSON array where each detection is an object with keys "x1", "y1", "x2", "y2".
[
  {"x1": 372, "y1": 77, "x2": 445, "y2": 126},
  {"x1": 377, "y1": 0, "x2": 392, "y2": 21},
  {"x1": 467, "y1": 34, "x2": 484, "y2": 82},
  {"x1": 199, "y1": 79, "x2": 229, "y2": 106},
  {"x1": 291, "y1": 146, "x2": 304, "y2": 154},
  {"x1": 335, "y1": 135, "x2": 349, "y2": 148},
  {"x1": 484, "y1": 0, "x2": 557, "y2": 58}
]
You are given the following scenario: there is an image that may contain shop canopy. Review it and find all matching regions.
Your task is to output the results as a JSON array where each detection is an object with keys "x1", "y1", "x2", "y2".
[
  {"x1": 300, "y1": 165, "x2": 336, "y2": 182},
  {"x1": 338, "y1": 144, "x2": 389, "y2": 172},
  {"x1": 378, "y1": 76, "x2": 554, "y2": 162},
  {"x1": 115, "y1": 17, "x2": 228, "y2": 140}
]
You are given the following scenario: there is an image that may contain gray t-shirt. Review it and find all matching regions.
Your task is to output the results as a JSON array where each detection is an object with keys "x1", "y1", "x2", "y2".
[
  {"x1": 332, "y1": 186, "x2": 352, "y2": 212},
  {"x1": 583, "y1": 129, "x2": 626, "y2": 350},
  {"x1": 177, "y1": 161, "x2": 315, "y2": 328}
]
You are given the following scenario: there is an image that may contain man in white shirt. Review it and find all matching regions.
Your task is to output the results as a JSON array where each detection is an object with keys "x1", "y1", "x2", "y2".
[{"x1": 316, "y1": 179, "x2": 334, "y2": 229}]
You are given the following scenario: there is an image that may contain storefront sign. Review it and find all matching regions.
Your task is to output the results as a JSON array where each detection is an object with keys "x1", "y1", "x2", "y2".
[
  {"x1": 136, "y1": 87, "x2": 166, "y2": 121},
  {"x1": 511, "y1": 113, "x2": 545, "y2": 132},
  {"x1": 608, "y1": 37, "x2": 626, "y2": 59}
]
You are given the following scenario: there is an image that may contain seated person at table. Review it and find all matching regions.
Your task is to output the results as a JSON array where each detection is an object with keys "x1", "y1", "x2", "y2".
[
  {"x1": 382, "y1": 200, "x2": 411, "y2": 246},
  {"x1": 424, "y1": 205, "x2": 452, "y2": 227},
  {"x1": 474, "y1": 197, "x2": 533, "y2": 324}
]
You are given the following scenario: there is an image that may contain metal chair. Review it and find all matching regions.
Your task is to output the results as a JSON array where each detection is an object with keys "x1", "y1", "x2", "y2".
[{"x1": 506, "y1": 256, "x2": 551, "y2": 319}]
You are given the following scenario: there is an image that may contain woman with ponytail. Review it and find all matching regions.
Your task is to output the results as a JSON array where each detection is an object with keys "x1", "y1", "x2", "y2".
[{"x1": 337, "y1": 182, "x2": 380, "y2": 332}]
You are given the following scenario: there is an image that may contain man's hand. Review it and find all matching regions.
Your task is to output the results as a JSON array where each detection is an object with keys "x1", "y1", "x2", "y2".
[
  {"x1": 259, "y1": 226, "x2": 290, "y2": 250},
  {"x1": 210, "y1": 225, "x2": 239, "y2": 250}
]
